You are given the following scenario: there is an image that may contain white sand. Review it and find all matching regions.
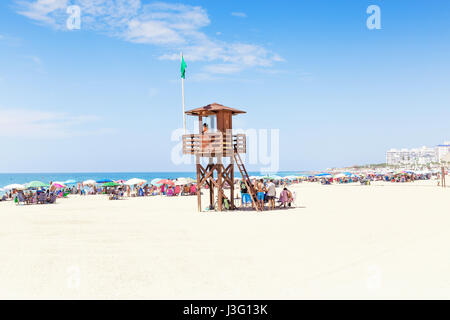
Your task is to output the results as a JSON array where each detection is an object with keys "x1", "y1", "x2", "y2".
[{"x1": 0, "y1": 180, "x2": 449, "y2": 299}]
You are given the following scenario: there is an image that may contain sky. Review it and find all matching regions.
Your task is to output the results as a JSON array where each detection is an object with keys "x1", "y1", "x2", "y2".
[{"x1": 0, "y1": 0, "x2": 449, "y2": 173}]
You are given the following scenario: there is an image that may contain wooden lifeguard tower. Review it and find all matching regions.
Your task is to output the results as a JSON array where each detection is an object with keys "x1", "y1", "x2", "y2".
[{"x1": 182, "y1": 103, "x2": 260, "y2": 212}]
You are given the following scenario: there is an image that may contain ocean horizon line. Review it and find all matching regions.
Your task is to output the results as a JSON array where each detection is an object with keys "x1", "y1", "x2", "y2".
[{"x1": 0, "y1": 171, "x2": 318, "y2": 188}]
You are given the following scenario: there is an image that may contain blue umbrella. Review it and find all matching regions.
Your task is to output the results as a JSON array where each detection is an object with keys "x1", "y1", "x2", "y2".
[
  {"x1": 316, "y1": 173, "x2": 332, "y2": 177},
  {"x1": 344, "y1": 172, "x2": 357, "y2": 177},
  {"x1": 96, "y1": 179, "x2": 113, "y2": 184}
]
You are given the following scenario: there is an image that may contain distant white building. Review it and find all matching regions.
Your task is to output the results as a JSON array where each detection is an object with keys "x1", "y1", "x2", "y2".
[
  {"x1": 386, "y1": 145, "x2": 439, "y2": 166},
  {"x1": 386, "y1": 148, "x2": 410, "y2": 165},
  {"x1": 436, "y1": 142, "x2": 450, "y2": 162}
]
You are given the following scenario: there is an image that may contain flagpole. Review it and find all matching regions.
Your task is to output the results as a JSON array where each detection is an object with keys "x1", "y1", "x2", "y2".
[{"x1": 181, "y1": 52, "x2": 186, "y2": 134}]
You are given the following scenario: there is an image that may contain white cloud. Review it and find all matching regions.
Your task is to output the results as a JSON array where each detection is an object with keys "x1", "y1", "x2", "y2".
[
  {"x1": 15, "y1": 0, "x2": 69, "y2": 28},
  {"x1": 0, "y1": 108, "x2": 112, "y2": 138},
  {"x1": 159, "y1": 36, "x2": 282, "y2": 74},
  {"x1": 14, "y1": 1, "x2": 282, "y2": 76},
  {"x1": 231, "y1": 12, "x2": 247, "y2": 18},
  {"x1": 125, "y1": 19, "x2": 183, "y2": 44}
]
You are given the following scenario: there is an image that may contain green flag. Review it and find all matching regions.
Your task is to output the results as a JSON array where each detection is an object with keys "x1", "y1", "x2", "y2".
[{"x1": 180, "y1": 55, "x2": 187, "y2": 79}]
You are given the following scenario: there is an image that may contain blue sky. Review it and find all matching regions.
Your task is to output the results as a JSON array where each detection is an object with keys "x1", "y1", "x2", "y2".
[{"x1": 0, "y1": 0, "x2": 449, "y2": 173}]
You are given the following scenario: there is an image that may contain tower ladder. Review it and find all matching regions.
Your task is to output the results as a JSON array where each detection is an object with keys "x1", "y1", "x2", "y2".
[{"x1": 233, "y1": 146, "x2": 261, "y2": 211}]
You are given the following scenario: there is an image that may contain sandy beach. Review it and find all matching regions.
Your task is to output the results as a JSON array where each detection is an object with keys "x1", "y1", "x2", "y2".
[{"x1": 1, "y1": 180, "x2": 449, "y2": 299}]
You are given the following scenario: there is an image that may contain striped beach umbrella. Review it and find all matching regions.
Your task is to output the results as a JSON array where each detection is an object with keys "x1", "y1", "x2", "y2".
[
  {"x1": 126, "y1": 178, "x2": 147, "y2": 186},
  {"x1": 26, "y1": 181, "x2": 49, "y2": 189}
]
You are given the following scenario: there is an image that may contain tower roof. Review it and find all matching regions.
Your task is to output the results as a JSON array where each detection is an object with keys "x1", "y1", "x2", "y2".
[{"x1": 185, "y1": 103, "x2": 246, "y2": 116}]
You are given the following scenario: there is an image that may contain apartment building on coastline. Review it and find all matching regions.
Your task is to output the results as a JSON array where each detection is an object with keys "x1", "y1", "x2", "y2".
[{"x1": 386, "y1": 142, "x2": 450, "y2": 166}]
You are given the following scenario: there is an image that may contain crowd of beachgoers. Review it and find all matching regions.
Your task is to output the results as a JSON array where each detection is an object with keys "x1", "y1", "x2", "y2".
[
  {"x1": 0, "y1": 177, "x2": 199, "y2": 205},
  {"x1": 0, "y1": 176, "x2": 296, "y2": 209},
  {"x1": 0, "y1": 169, "x2": 446, "y2": 208},
  {"x1": 312, "y1": 169, "x2": 446, "y2": 185}
]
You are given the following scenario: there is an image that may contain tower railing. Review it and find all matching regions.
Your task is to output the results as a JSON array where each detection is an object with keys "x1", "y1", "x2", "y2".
[{"x1": 182, "y1": 133, "x2": 246, "y2": 157}]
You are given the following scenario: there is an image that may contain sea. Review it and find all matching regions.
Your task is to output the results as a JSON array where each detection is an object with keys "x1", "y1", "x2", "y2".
[{"x1": 0, "y1": 171, "x2": 312, "y2": 191}]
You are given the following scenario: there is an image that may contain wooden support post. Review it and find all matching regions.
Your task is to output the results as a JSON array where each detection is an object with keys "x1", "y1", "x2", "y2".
[
  {"x1": 208, "y1": 159, "x2": 214, "y2": 210},
  {"x1": 209, "y1": 176, "x2": 214, "y2": 210},
  {"x1": 230, "y1": 159, "x2": 235, "y2": 210},
  {"x1": 196, "y1": 163, "x2": 202, "y2": 212},
  {"x1": 217, "y1": 159, "x2": 223, "y2": 212}
]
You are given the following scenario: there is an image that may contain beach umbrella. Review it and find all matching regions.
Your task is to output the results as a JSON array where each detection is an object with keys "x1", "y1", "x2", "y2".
[
  {"x1": 316, "y1": 173, "x2": 332, "y2": 177},
  {"x1": 344, "y1": 173, "x2": 358, "y2": 177},
  {"x1": 115, "y1": 179, "x2": 126, "y2": 184},
  {"x1": 177, "y1": 177, "x2": 195, "y2": 184},
  {"x1": 3, "y1": 184, "x2": 26, "y2": 190},
  {"x1": 103, "y1": 182, "x2": 120, "y2": 187},
  {"x1": 150, "y1": 178, "x2": 163, "y2": 185},
  {"x1": 334, "y1": 173, "x2": 346, "y2": 178},
  {"x1": 52, "y1": 183, "x2": 66, "y2": 189},
  {"x1": 157, "y1": 179, "x2": 174, "y2": 186},
  {"x1": 175, "y1": 178, "x2": 189, "y2": 185},
  {"x1": 83, "y1": 180, "x2": 97, "y2": 186},
  {"x1": 126, "y1": 178, "x2": 147, "y2": 186},
  {"x1": 96, "y1": 179, "x2": 112, "y2": 184},
  {"x1": 263, "y1": 175, "x2": 282, "y2": 180},
  {"x1": 53, "y1": 181, "x2": 67, "y2": 187},
  {"x1": 26, "y1": 181, "x2": 49, "y2": 189},
  {"x1": 394, "y1": 170, "x2": 407, "y2": 175},
  {"x1": 64, "y1": 179, "x2": 76, "y2": 184}
]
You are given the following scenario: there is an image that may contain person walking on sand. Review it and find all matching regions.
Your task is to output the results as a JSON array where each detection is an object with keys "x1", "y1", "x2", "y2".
[
  {"x1": 266, "y1": 179, "x2": 276, "y2": 210},
  {"x1": 256, "y1": 179, "x2": 266, "y2": 210}
]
